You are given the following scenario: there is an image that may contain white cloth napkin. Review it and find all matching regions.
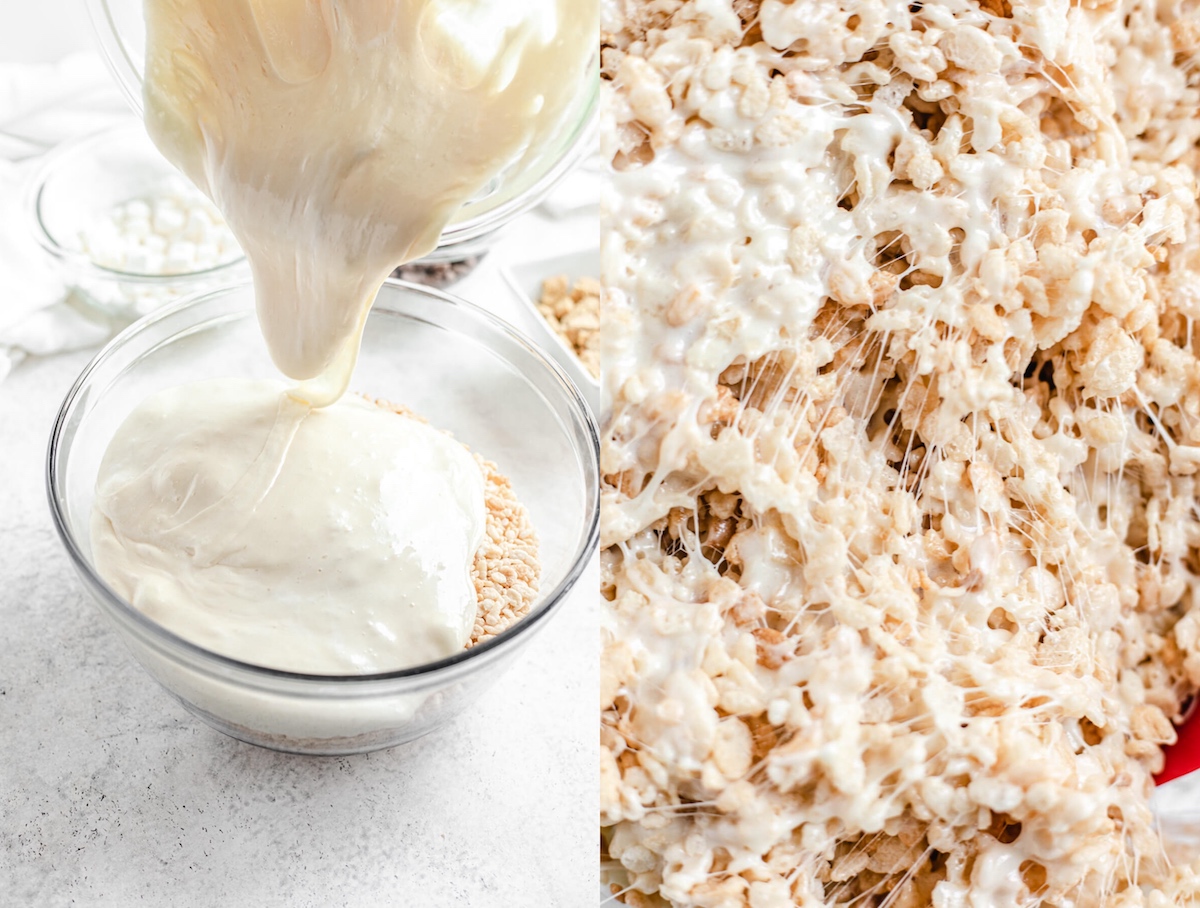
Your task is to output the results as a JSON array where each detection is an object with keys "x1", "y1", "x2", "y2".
[{"x1": 0, "y1": 53, "x2": 128, "y2": 383}]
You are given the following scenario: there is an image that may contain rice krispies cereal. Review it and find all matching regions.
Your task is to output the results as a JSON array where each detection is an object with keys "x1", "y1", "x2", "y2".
[
  {"x1": 539, "y1": 274, "x2": 602, "y2": 378},
  {"x1": 467, "y1": 453, "x2": 540, "y2": 645}
]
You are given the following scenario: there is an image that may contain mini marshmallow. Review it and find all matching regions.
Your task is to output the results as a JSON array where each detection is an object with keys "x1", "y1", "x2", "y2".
[
  {"x1": 164, "y1": 241, "x2": 197, "y2": 274},
  {"x1": 124, "y1": 199, "x2": 151, "y2": 222},
  {"x1": 153, "y1": 204, "x2": 186, "y2": 234},
  {"x1": 77, "y1": 186, "x2": 241, "y2": 276}
]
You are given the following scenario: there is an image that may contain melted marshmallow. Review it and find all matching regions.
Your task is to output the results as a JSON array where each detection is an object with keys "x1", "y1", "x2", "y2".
[
  {"x1": 91, "y1": 379, "x2": 486, "y2": 674},
  {"x1": 143, "y1": 0, "x2": 596, "y2": 404}
]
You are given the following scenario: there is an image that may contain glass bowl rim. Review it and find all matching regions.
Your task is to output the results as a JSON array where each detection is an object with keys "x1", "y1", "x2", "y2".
[
  {"x1": 46, "y1": 277, "x2": 601, "y2": 685},
  {"x1": 24, "y1": 120, "x2": 249, "y2": 284},
  {"x1": 83, "y1": 0, "x2": 600, "y2": 249},
  {"x1": 438, "y1": 98, "x2": 599, "y2": 246}
]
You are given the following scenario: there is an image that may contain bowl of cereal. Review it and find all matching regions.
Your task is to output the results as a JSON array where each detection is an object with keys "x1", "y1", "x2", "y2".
[{"x1": 47, "y1": 279, "x2": 599, "y2": 755}]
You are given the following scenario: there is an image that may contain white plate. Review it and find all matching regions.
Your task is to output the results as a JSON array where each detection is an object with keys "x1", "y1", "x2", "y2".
[{"x1": 501, "y1": 249, "x2": 601, "y2": 412}]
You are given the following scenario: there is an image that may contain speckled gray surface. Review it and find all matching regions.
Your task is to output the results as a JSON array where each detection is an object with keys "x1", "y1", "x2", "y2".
[{"x1": 0, "y1": 304, "x2": 598, "y2": 905}]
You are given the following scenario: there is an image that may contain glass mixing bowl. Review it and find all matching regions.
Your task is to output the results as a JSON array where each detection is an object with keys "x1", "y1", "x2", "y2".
[
  {"x1": 84, "y1": 0, "x2": 599, "y2": 261},
  {"x1": 47, "y1": 280, "x2": 600, "y2": 755}
]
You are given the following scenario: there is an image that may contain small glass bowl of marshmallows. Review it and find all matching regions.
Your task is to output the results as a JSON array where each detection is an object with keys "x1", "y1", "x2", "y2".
[{"x1": 26, "y1": 121, "x2": 247, "y2": 320}]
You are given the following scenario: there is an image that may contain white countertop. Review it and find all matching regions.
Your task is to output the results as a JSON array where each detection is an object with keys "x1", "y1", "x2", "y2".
[{"x1": 0, "y1": 209, "x2": 599, "y2": 907}]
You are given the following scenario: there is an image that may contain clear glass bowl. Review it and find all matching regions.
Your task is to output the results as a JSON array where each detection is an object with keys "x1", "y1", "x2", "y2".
[
  {"x1": 26, "y1": 120, "x2": 249, "y2": 320},
  {"x1": 85, "y1": 0, "x2": 599, "y2": 261},
  {"x1": 47, "y1": 280, "x2": 600, "y2": 755}
]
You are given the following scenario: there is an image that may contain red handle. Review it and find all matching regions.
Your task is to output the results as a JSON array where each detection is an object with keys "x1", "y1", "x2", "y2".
[{"x1": 1157, "y1": 705, "x2": 1200, "y2": 785}]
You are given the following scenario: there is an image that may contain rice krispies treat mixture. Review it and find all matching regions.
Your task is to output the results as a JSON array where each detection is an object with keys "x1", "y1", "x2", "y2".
[
  {"x1": 601, "y1": 0, "x2": 1200, "y2": 904},
  {"x1": 539, "y1": 274, "x2": 603, "y2": 378},
  {"x1": 369, "y1": 398, "x2": 539, "y2": 645}
]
